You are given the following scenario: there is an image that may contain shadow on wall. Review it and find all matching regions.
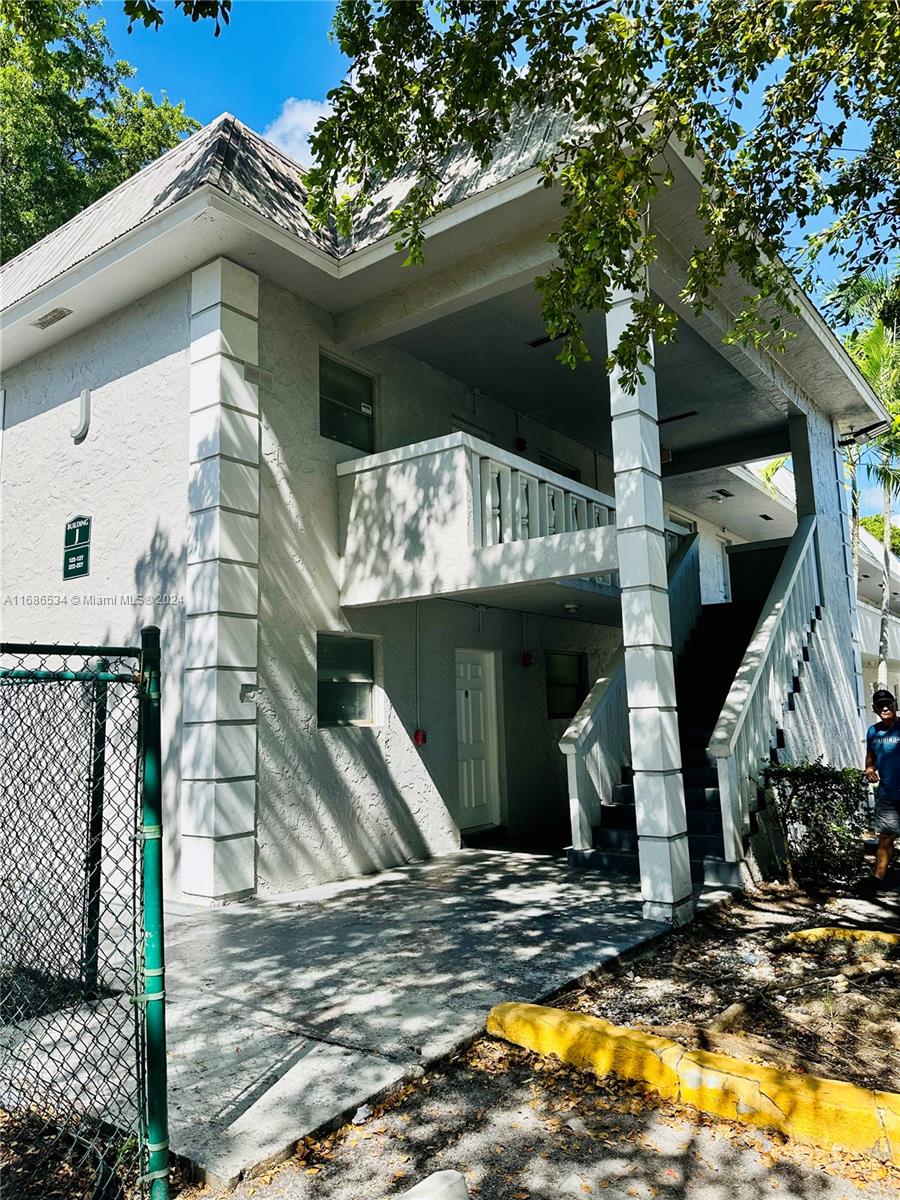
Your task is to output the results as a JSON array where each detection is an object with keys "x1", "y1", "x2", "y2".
[
  {"x1": 130, "y1": 526, "x2": 187, "y2": 892},
  {"x1": 253, "y1": 383, "x2": 460, "y2": 896}
]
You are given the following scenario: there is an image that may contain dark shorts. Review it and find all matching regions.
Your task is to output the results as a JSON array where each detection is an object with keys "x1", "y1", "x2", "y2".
[{"x1": 875, "y1": 795, "x2": 900, "y2": 836}]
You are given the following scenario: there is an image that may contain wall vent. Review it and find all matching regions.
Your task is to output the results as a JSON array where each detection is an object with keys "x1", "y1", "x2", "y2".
[{"x1": 31, "y1": 307, "x2": 72, "y2": 330}]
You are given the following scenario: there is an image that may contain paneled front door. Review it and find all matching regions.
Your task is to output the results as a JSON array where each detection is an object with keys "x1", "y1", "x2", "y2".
[{"x1": 455, "y1": 649, "x2": 500, "y2": 830}]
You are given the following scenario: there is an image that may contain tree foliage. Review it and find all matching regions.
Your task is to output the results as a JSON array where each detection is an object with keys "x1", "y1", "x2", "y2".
[
  {"x1": 860, "y1": 514, "x2": 900, "y2": 556},
  {"x1": 0, "y1": 0, "x2": 199, "y2": 262},
  {"x1": 306, "y1": 0, "x2": 900, "y2": 390}
]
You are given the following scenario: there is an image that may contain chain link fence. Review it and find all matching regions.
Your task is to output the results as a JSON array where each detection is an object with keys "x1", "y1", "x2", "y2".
[{"x1": 0, "y1": 632, "x2": 168, "y2": 1199}]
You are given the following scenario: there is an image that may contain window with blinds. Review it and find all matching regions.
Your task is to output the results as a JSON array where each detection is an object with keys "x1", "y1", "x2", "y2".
[
  {"x1": 545, "y1": 650, "x2": 589, "y2": 719},
  {"x1": 319, "y1": 354, "x2": 375, "y2": 453},
  {"x1": 317, "y1": 634, "x2": 375, "y2": 726}
]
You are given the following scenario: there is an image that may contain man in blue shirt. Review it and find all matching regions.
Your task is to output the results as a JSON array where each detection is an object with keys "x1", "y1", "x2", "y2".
[{"x1": 864, "y1": 688, "x2": 900, "y2": 888}]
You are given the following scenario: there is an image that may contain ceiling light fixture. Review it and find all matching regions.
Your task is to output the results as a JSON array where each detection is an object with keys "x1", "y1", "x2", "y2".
[
  {"x1": 526, "y1": 330, "x2": 569, "y2": 349},
  {"x1": 563, "y1": 602, "x2": 580, "y2": 614}
]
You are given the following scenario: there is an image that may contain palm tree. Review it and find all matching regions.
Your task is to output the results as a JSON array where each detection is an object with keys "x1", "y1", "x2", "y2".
[
  {"x1": 833, "y1": 271, "x2": 900, "y2": 597},
  {"x1": 845, "y1": 313, "x2": 900, "y2": 686}
]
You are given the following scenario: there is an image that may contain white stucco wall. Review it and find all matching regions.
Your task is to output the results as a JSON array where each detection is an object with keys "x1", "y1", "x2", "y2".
[
  {"x1": 0, "y1": 279, "x2": 191, "y2": 891},
  {"x1": 252, "y1": 278, "x2": 621, "y2": 893}
]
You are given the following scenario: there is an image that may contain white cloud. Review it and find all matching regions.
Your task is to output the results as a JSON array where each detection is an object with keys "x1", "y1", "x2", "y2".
[{"x1": 263, "y1": 98, "x2": 331, "y2": 167}]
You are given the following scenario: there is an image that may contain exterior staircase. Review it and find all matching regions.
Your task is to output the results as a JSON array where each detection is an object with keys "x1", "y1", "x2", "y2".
[{"x1": 585, "y1": 600, "x2": 763, "y2": 886}]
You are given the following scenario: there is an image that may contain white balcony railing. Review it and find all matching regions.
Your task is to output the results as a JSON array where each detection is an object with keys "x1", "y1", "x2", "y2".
[{"x1": 338, "y1": 433, "x2": 619, "y2": 606}]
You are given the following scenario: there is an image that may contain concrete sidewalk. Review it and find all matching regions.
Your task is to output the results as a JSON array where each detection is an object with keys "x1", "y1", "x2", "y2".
[{"x1": 163, "y1": 850, "x2": 667, "y2": 1184}]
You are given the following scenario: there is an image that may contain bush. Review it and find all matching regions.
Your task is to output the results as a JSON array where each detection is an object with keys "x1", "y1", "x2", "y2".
[{"x1": 764, "y1": 759, "x2": 868, "y2": 888}]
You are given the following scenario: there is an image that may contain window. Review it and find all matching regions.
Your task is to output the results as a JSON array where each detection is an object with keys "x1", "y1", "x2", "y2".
[
  {"x1": 317, "y1": 634, "x2": 375, "y2": 726},
  {"x1": 319, "y1": 354, "x2": 374, "y2": 453},
  {"x1": 545, "y1": 651, "x2": 589, "y2": 719}
]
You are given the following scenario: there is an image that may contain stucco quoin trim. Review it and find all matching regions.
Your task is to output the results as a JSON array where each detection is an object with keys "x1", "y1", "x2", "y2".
[{"x1": 181, "y1": 258, "x2": 261, "y2": 902}]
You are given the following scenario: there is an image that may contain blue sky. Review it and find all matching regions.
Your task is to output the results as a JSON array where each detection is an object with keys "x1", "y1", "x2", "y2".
[
  {"x1": 100, "y1": 0, "x2": 345, "y2": 162},
  {"x1": 97, "y1": 2, "x2": 888, "y2": 516}
]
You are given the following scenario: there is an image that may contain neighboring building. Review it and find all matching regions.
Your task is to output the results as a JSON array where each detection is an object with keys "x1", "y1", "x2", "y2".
[{"x1": 0, "y1": 114, "x2": 885, "y2": 922}]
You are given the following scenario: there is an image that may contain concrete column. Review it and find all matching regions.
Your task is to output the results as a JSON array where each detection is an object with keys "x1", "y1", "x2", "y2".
[
  {"x1": 607, "y1": 289, "x2": 693, "y2": 925},
  {"x1": 181, "y1": 259, "x2": 260, "y2": 902}
]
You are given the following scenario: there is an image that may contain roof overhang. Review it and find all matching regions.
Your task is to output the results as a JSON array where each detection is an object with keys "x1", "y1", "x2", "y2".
[{"x1": 0, "y1": 135, "x2": 887, "y2": 438}]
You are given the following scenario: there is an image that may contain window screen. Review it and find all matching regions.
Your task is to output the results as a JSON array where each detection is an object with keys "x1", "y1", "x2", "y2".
[
  {"x1": 319, "y1": 354, "x2": 374, "y2": 453},
  {"x1": 546, "y1": 651, "x2": 589, "y2": 719},
  {"x1": 317, "y1": 634, "x2": 375, "y2": 726}
]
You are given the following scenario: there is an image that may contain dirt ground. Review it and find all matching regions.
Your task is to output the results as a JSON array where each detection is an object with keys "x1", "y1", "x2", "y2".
[
  {"x1": 177, "y1": 1035, "x2": 900, "y2": 1200},
  {"x1": 175, "y1": 886, "x2": 900, "y2": 1200},
  {"x1": 557, "y1": 886, "x2": 900, "y2": 1092}
]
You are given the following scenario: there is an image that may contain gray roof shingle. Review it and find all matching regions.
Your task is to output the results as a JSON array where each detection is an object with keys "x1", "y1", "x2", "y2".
[{"x1": 1, "y1": 109, "x2": 558, "y2": 312}]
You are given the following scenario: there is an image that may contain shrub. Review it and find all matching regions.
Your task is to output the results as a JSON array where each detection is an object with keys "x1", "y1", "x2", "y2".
[{"x1": 764, "y1": 759, "x2": 868, "y2": 888}]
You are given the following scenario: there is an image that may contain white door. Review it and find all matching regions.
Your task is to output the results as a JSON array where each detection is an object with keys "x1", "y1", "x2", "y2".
[{"x1": 455, "y1": 649, "x2": 500, "y2": 830}]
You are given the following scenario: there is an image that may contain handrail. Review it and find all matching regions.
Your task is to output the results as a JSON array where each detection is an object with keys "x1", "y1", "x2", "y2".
[
  {"x1": 560, "y1": 533, "x2": 701, "y2": 851},
  {"x1": 707, "y1": 516, "x2": 821, "y2": 862},
  {"x1": 560, "y1": 650, "x2": 625, "y2": 756},
  {"x1": 709, "y1": 515, "x2": 818, "y2": 757}
]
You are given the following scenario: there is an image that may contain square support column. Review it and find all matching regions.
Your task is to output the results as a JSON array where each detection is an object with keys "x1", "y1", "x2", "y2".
[
  {"x1": 181, "y1": 258, "x2": 260, "y2": 902},
  {"x1": 607, "y1": 289, "x2": 693, "y2": 925}
]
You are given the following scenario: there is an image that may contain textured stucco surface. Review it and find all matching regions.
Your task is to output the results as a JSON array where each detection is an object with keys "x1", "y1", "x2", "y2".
[
  {"x1": 0, "y1": 278, "x2": 191, "y2": 891},
  {"x1": 254, "y1": 279, "x2": 621, "y2": 894}
]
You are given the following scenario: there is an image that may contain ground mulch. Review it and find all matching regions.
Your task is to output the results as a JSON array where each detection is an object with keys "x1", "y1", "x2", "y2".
[{"x1": 554, "y1": 885, "x2": 900, "y2": 1093}]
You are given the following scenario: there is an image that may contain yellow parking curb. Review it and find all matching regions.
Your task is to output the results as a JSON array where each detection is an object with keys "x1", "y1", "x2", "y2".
[
  {"x1": 785, "y1": 927, "x2": 900, "y2": 947},
  {"x1": 486, "y1": 1002, "x2": 900, "y2": 1163}
]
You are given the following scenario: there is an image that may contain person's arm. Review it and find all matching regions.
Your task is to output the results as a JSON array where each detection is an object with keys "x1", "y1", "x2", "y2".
[{"x1": 866, "y1": 730, "x2": 879, "y2": 784}]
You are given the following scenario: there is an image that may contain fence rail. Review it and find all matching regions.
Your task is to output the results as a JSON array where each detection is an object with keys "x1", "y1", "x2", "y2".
[{"x1": 0, "y1": 630, "x2": 169, "y2": 1200}]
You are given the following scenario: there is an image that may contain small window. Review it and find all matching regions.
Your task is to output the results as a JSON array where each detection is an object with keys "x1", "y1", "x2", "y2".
[
  {"x1": 317, "y1": 634, "x2": 375, "y2": 726},
  {"x1": 319, "y1": 355, "x2": 374, "y2": 453},
  {"x1": 546, "y1": 651, "x2": 589, "y2": 720}
]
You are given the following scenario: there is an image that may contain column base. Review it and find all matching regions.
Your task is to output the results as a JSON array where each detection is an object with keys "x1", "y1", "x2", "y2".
[{"x1": 642, "y1": 895, "x2": 694, "y2": 925}]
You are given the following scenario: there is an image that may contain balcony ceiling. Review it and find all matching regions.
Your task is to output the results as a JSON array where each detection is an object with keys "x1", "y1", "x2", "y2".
[{"x1": 388, "y1": 280, "x2": 786, "y2": 463}]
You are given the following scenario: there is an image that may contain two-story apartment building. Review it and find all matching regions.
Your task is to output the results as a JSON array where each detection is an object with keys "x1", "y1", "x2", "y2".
[{"x1": 0, "y1": 114, "x2": 885, "y2": 923}]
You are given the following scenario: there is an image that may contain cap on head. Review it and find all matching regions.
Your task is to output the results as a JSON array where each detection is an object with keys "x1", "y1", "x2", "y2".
[{"x1": 873, "y1": 689, "x2": 896, "y2": 712}]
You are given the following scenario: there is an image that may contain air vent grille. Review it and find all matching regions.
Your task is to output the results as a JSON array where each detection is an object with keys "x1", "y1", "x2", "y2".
[{"x1": 31, "y1": 307, "x2": 72, "y2": 330}]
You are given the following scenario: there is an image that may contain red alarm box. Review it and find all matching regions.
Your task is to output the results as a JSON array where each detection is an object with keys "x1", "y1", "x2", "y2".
[{"x1": 413, "y1": 728, "x2": 427, "y2": 746}]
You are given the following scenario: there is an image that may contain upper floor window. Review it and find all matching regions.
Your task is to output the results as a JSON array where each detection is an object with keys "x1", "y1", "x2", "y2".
[
  {"x1": 317, "y1": 633, "x2": 376, "y2": 726},
  {"x1": 319, "y1": 354, "x2": 374, "y2": 453},
  {"x1": 545, "y1": 650, "x2": 589, "y2": 719}
]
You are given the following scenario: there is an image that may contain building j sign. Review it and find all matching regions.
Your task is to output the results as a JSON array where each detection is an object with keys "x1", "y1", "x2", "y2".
[{"x1": 63, "y1": 514, "x2": 91, "y2": 580}]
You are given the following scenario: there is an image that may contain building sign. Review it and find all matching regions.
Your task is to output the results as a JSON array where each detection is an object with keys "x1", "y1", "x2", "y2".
[{"x1": 63, "y1": 515, "x2": 91, "y2": 580}]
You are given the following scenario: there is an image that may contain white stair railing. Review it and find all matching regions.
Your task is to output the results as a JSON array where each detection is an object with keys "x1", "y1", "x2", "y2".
[
  {"x1": 561, "y1": 532, "x2": 701, "y2": 850},
  {"x1": 708, "y1": 516, "x2": 820, "y2": 862}
]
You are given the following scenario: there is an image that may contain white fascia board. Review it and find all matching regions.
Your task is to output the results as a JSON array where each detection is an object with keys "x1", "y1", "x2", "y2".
[
  {"x1": 2, "y1": 188, "x2": 213, "y2": 336},
  {"x1": 664, "y1": 139, "x2": 885, "y2": 427},
  {"x1": 335, "y1": 166, "x2": 547, "y2": 277}
]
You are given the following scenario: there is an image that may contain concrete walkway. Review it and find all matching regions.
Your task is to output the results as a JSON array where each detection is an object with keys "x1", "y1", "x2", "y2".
[{"x1": 163, "y1": 850, "x2": 666, "y2": 1184}]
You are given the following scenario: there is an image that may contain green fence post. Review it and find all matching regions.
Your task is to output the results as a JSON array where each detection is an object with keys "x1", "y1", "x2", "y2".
[
  {"x1": 83, "y1": 662, "x2": 108, "y2": 1000},
  {"x1": 140, "y1": 626, "x2": 169, "y2": 1199}
]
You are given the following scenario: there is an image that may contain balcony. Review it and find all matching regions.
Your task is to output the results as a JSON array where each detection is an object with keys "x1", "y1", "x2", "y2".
[
  {"x1": 337, "y1": 433, "x2": 620, "y2": 612},
  {"x1": 858, "y1": 599, "x2": 900, "y2": 663}
]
